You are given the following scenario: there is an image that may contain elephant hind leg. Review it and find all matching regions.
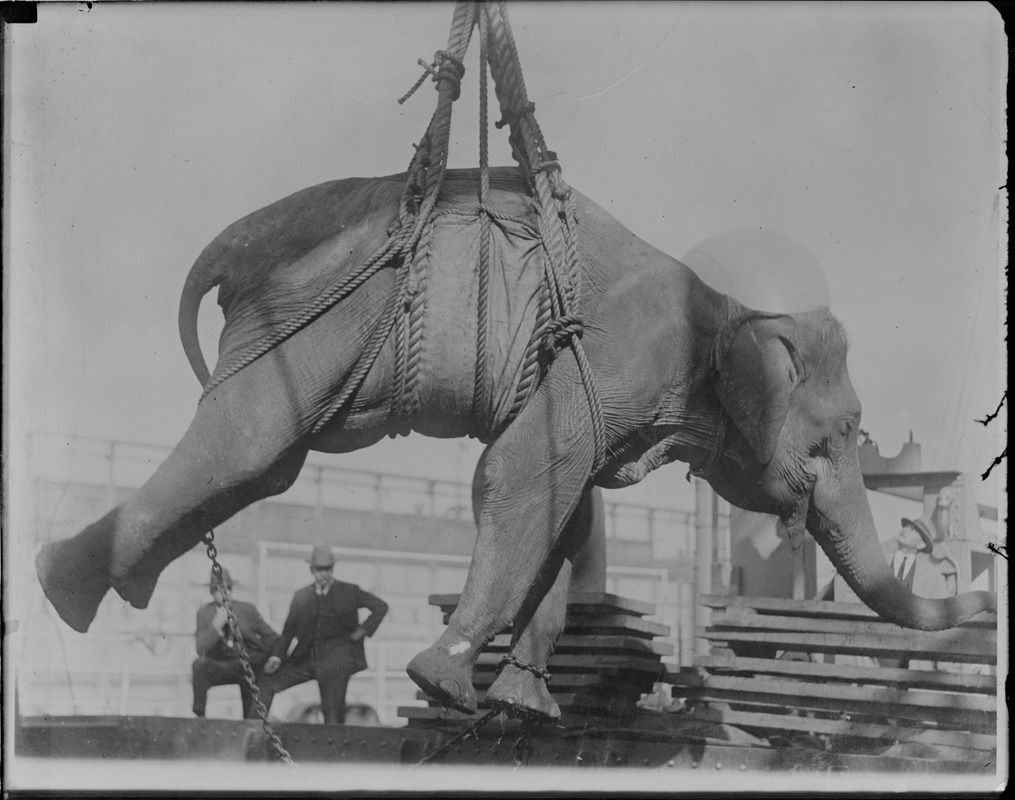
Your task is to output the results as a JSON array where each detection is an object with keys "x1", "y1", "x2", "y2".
[{"x1": 35, "y1": 517, "x2": 118, "y2": 632}]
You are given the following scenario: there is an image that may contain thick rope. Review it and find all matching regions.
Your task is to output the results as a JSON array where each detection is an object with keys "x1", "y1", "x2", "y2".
[
  {"x1": 471, "y1": 6, "x2": 493, "y2": 439},
  {"x1": 479, "y1": 1, "x2": 605, "y2": 472},
  {"x1": 313, "y1": 267, "x2": 408, "y2": 434},
  {"x1": 199, "y1": 231, "x2": 407, "y2": 401}
]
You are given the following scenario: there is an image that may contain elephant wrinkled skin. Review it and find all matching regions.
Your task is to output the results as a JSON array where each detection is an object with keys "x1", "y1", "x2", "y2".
[{"x1": 36, "y1": 168, "x2": 996, "y2": 718}]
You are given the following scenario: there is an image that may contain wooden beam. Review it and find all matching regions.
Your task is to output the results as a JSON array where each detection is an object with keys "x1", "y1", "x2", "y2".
[
  {"x1": 698, "y1": 708, "x2": 996, "y2": 752},
  {"x1": 696, "y1": 628, "x2": 996, "y2": 664},
  {"x1": 681, "y1": 655, "x2": 997, "y2": 694}
]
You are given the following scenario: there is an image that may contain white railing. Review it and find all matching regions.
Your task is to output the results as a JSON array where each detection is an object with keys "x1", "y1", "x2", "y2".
[{"x1": 30, "y1": 431, "x2": 699, "y2": 549}]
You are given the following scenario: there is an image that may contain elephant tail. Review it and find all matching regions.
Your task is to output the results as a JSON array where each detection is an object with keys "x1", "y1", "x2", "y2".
[{"x1": 178, "y1": 245, "x2": 225, "y2": 387}]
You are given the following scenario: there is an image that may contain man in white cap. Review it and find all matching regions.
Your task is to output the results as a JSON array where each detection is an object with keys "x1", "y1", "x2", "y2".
[
  {"x1": 885, "y1": 517, "x2": 954, "y2": 597},
  {"x1": 192, "y1": 567, "x2": 279, "y2": 719},
  {"x1": 260, "y1": 545, "x2": 388, "y2": 724},
  {"x1": 879, "y1": 517, "x2": 954, "y2": 669}
]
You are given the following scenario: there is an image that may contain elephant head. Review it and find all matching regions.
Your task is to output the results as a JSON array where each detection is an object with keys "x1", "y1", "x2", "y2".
[{"x1": 707, "y1": 308, "x2": 995, "y2": 630}]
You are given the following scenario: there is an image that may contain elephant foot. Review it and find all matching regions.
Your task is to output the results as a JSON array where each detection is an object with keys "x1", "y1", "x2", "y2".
[
  {"x1": 406, "y1": 641, "x2": 477, "y2": 715},
  {"x1": 486, "y1": 662, "x2": 560, "y2": 720},
  {"x1": 112, "y1": 571, "x2": 158, "y2": 610},
  {"x1": 35, "y1": 540, "x2": 110, "y2": 633}
]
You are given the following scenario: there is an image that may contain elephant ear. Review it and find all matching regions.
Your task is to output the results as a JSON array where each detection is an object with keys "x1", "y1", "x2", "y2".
[{"x1": 713, "y1": 315, "x2": 801, "y2": 465}]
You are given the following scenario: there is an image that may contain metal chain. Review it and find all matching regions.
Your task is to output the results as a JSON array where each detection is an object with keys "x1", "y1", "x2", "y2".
[
  {"x1": 414, "y1": 708, "x2": 500, "y2": 766},
  {"x1": 203, "y1": 530, "x2": 296, "y2": 766}
]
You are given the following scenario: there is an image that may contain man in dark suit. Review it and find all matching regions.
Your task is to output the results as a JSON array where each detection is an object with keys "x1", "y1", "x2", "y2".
[
  {"x1": 260, "y1": 545, "x2": 388, "y2": 724},
  {"x1": 192, "y1": 568, "x2": 280, "y2": 719}
]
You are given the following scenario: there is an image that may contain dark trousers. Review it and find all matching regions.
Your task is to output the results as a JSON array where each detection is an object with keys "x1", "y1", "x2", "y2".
[
  {"x1": 258, "y1": 656, "x2": 355, "y2": 724},
  {"x1": 192, "y1": 655, "x2": 265, "y2": 719}
]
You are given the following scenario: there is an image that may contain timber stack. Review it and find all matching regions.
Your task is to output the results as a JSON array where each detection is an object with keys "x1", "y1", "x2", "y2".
[
  {"x1": 668, "y1": 595, "x2": 997, "y2": 763},
  {"x1": 397, "y1": 593, "x2": 671, "y2": 727}
]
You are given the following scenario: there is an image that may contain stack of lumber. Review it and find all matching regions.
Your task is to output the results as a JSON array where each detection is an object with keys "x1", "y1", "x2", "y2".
[
  {"x1": 398, "y1": 592, "x2": 671, "y2": 727},
  {"x1": 667, "y1": 595, "x2": 998, "y2": 756}
]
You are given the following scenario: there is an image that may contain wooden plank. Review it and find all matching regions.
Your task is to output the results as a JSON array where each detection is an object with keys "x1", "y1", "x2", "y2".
[
  {"x1": 708, "y1": 609, "x2": 998, "y2": 644},
  {"x1": 429, "y1": 592, "x2": 654, "y2": 618},
  {"x1": 681, "y1": 655, "x2": 997, "y2": 694},
  {"x1": 668, "y1": 670, "x2": 998, "y2": 712},
  {"x1": 698, "y1": 707, "x2": 996, "y2": 752},
  {"x1": 697, "y1": 628, "x2": 996, "y2": 664},
  {"x1": 414, "y1": 690, "x2": 638, "y2": 714},
  {"x1": 483, "y1": 634, "x2": 673, "y2": 657},
  {"x1": 473, "y1": 652, "x2": 667, "y2": 677},
  {"x1": 700, "y1": 595, "x2": 997, "y2": 629},
  {"x1": 441, "y1": 614, "x2": 670, "y2": 638},
  {"x1": 470, "y1": 672, "x2": 657, "y2": 694},
  {"x1": 679, "y1": 689, "x2": 994, "y2": 733},
  {"x1": 671, "y1": 676, "x2": 995, "y2": 730}
]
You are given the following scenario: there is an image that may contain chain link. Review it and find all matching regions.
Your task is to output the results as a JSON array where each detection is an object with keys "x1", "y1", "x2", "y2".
[{"x1": 203, "y1": 530, "x2": 296, "y2": 766}]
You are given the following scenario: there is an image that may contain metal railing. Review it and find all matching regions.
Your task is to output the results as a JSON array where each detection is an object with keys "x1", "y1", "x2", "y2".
[{"x1": 30, "y1": 431, "x2": 700, "y2": 550}]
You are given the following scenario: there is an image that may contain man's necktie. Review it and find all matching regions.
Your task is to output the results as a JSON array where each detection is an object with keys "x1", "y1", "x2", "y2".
[{"x1": 896, "y1": 558, "x2": 907, "y2": 580}]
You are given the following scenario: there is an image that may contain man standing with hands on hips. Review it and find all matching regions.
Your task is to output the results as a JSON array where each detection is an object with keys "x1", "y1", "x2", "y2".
[{"x1": 260, "y1": 545, "x2": 388, "y2": 724}]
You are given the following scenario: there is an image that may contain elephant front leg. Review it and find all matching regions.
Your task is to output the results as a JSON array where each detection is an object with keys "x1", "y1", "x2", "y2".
[
  {"x1": 407, "y1": 364, "x2": 596, "y2": 716},
  {"x1": 485, "y1": 557, "x2": 570, "y2": 719}
]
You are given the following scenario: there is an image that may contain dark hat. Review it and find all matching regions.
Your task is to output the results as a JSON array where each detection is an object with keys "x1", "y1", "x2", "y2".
[
  {"x1": 209, "y1": 568, "x2": 233, "y2": 591},
  {"x1": 901, "y1": 518, "x2": 934, "y2": 553},
  {"x1": 307, "y1": 545, "x2": 336, "y2": 569}
]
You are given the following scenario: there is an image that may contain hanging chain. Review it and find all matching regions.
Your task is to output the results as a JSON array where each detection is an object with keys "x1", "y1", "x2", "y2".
[
  {"x1": 414, "y1": 708, "x2": 500, "y2": 766},
  {"x1": 203, "y1": 530, "x2": 296, "y2": 766}
]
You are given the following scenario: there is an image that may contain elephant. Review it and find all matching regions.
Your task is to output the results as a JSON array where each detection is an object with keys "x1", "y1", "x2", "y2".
[{"x1": 35, "y1": 167, "x2": 996, "y2": 719}]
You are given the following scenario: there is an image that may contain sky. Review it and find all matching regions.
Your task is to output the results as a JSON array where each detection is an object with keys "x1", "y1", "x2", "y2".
[{"x1": 6, "y1": 2, "x2": 1006, "y2": 524}]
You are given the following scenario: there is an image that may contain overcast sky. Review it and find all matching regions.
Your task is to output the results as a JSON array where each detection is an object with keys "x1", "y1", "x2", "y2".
[{"x1": 7, "y1": 2, "x2": 1006, "y2": 519}]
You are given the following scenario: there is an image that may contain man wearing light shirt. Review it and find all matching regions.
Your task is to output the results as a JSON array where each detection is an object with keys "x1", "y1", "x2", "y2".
[
  {"x1": 259, "y1": 545, "x2": 388, "y2": 724},
  {"x1": 879, "y1": 517, "x2": 952, "y2": 668}
]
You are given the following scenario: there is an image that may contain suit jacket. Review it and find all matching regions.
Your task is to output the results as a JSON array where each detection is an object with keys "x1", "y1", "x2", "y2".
[
  {"x1": 195, "y1": 599, "x2": 279, "y2": 662},
  {"x1": 882, "y1": 540, "x2": 952, "y2": 599},
  {"x1": 272, "y1": 580, "x2": 388, "y2": 673}
]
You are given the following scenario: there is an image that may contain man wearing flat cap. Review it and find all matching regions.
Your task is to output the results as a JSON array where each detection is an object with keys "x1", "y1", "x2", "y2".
[
  {"x1": 260, "y1": 545, "x2": 389, "y2": 724},
  {"x1": 192, "y1": 568, "x2": 280, "y2": 719}
]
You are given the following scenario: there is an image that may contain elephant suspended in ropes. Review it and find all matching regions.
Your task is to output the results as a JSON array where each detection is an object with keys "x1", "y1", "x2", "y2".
[{"x1": 36, "y1": 167, "x2": 996, "y2": 718}]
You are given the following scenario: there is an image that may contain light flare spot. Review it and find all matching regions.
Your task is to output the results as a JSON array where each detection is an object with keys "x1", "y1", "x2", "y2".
[{"x1": 449, "y1": 641, "x2": 470, "y2": 656}]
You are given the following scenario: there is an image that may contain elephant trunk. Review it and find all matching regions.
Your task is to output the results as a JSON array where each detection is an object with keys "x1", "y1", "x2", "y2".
[
  {"x1": 178, "y1": 244, "x2": 226, "y2": 386},
  {"x1": 808, "y1": 460, "x2": 996, "y2": 631}
]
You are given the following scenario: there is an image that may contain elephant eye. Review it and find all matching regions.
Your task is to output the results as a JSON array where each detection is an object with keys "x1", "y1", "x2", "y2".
[{"x1": 809, "y1": 438, "x2": 832, "y2": 460}]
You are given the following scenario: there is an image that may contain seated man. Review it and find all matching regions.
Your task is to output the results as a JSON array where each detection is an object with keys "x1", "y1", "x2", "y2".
[
  {"x1": 260, "y1": 545, "x2": 388, "y2": 724},
  {"x1": 192, "y1": 568, "x2": 279, "y2": 719}
]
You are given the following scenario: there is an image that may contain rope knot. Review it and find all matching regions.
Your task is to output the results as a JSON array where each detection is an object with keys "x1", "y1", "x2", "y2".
[
  {"x1": 397, "y1": 51, "x2": 466, "y2": 104},
  {"x1": 434, "y1": 50, "x2": 466, "y2": 101},
  {"x1": 498, "y1": 654, "x2": 552, "y2": 684},
  {"x1": 495, "y1": 100, "x2": 536, "y2": 130},
  {"x1": 540, "y1": 315, "x2": 584, "y2": 359}
]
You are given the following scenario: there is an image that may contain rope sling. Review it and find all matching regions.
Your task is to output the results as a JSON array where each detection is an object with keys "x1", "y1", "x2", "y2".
[
  {"x1": 197, "y1": 0, "x2": 605, "y2": 472},
  {"x1": 200, "y1": 1, "x2": 605, "y2": 763}
]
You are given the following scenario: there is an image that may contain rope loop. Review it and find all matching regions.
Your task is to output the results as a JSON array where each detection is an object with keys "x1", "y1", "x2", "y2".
[
  {"x1": 498, "y1": 654, "x2": 552, "y2": 684},
  {"x1": 540, "y1": 314, "x2": 583, "y2": 359},
  {"x1": 495, "y1": 100, "x2": 535, "y2": 130},
  {"x1": 397, "y1": 50, "x2": 466, "y2": 105},
  {"x1": 434, "y1": 49, "x2": 466, "y2": 100}
]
